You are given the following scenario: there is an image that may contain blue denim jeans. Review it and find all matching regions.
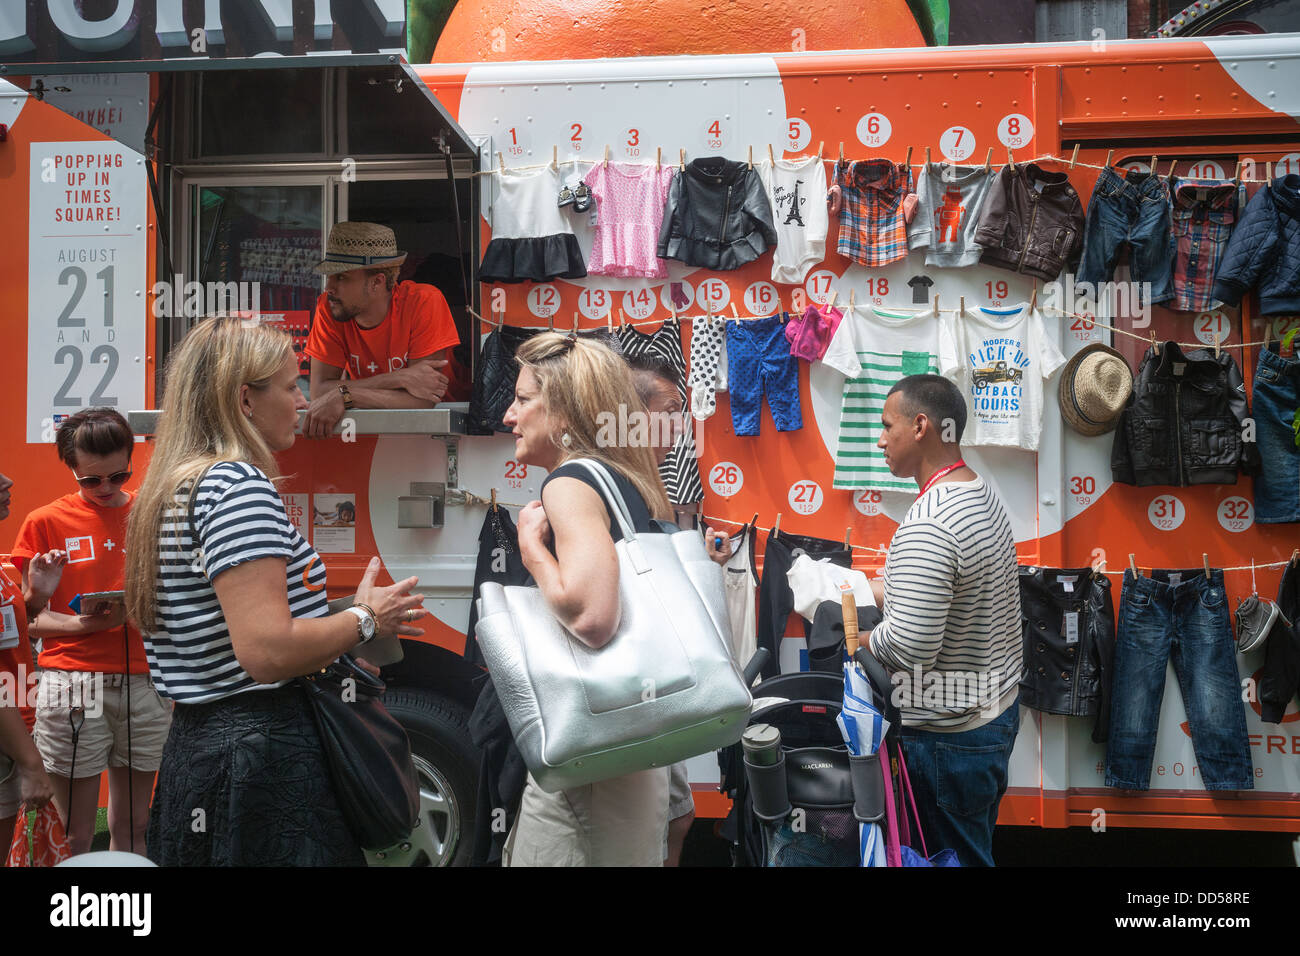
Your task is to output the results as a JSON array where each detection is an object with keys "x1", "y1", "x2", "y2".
[
  {"x1": 1252, "y1": 344, "x2": 1300, "y2": 524},
  {"x1": 900, "y1": 698, "x2": 1019, "y2": 868},
  {"x1": 1077, "y1": 166, "x2": 1175, "y2": 306},
  {"x1": 1105, "y1": 569, "x2": 1253, "y2": 791}
]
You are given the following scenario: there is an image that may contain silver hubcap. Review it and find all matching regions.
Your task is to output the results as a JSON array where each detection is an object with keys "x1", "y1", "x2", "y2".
[{"x1": 365, "y1": 754, "x2": 461, "y2": 867}]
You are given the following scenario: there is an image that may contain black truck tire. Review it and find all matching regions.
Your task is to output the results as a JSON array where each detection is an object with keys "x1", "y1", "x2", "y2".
[{"x1": 375, "y1": 687, "x2": 479, "y2": 867}]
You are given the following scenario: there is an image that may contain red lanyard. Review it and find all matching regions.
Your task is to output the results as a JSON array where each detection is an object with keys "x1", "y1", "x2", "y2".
[{"x1": 918, "y1": 460, "x2": 967, "y2": 497}]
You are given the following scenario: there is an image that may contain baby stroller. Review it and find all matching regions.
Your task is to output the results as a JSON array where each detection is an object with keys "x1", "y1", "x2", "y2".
[{"x1": 721, "y1": 605, "x2": 940, "y2": 867}]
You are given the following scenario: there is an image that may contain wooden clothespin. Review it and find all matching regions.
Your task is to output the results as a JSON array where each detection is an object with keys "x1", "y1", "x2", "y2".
[
  {"x1": 772, "y1": 513, "x2": 782, "y2": 537},
  {"x1": 984, "y1": 147, "x2": 993, "y2": 172},
  {"x1": 1234, "y1": 158, "x2": 1243, "y2": 182},
  {"x1": 490, "y1": 488, "x2": 498, "y2": 512},
  {"x1": 606, "y1": 309, "x2": 613, "y2": 333},
  {"x1": 1266, "y1": 161, "x2": 1273, "y2": 181},
  {"x1": 1214, "y1": 331, "x2": 1221, "y2": 357},
  {"x1": 1167, "y1": 158, "x2": 1178, "y2": 181},
  {"x1": 679, "y1": 148, "x2": 686, "y2": 171},
  {"x1": 1150, "y1": 331, "x2": 1160, "y2": 355},
  {"x1": 747, "y1": 145, "x2": 753, "y2": 170},
  {"x1": 552, "y1": 145, "x2": 558, "y2": 170},
  {"x1": 817, "y1": 141, "x2": 824, "y2": 162},
  {"x1": 844, "y1": 527, "x2": 852, "y2": 549},
  {"x1": 1007, "y1": 147, "x2": 1015, "y2": 171},
  {"x1": 848, "y1": 289, "x2": 856, "y2": 312},
  {"x1": 656, "y1": 146, "x2": 661, "y2": 170},
  {"x1": 904, "y1": 146, "x2": 912, "y2": 170},
  {"x1": 1290, "y1": 548, "x2": 1299, "y2": 568},
  {"x1": 497, "y1": 151, "x2": 505, "y2": 173},
  {"x1": 548, "y1": 312, "x2": 554, "y2": 332},
  {"x1": 925, "y1": 146, "x2": 931, "y2": 166},
  {"x1": 1203, "y1": 553, "x2": 1212, "y2": 576},
  {"x1": 619, "y1": 308, "x2": 627, "y2": 329},
  {"x1": 1068, "y1": 144, "x2": 1079, "y2": 169},
  {"x1": 1104, "y1": 149, "x2": 1114, "y2": 170},
  {"x1": 934, "y1": 293, "x2": 940, "y2": 315},
  {"x1": 838, "y1": 141, "x2": 844, "y2": 164},
  {"x1": 730, "y1": 303, "x2": 740, "y2": 323},
  {"x1": 572, "y1": 313, "x2": 579, "y2": 335},
  {"x1": 1091, "y1": 558, "x2": 1106, "y2": 580},
  {"x1": 1129, "y1": 553, "x2": 1139, "y2": 576},
  {"x1": 1030, "y1": 286, "x2": 1038, "y2": 311},
  {"x1": 959, "y1": 295, "x2": 966, "y2": 316},
  {"x1": 768, "y1": 143, "x2": 775, "y2": 167},
  {"x1": 748, "y1": 512, "x2": 759, "y2": 531},
  {"x1": 603, "y1": 144, "x2": 610, "y2": 168},
  {"x1": 1150, "y1": 155, "x2": 1158, "y2": 174},
  {"x1": 827, "y1": 290, "x2": 838, "y2": 311}
]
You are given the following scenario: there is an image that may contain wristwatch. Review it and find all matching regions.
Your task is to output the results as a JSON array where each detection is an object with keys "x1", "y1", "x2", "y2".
[
  {"x1": 344, "y1": 604, "x2": 377, "y2": 644},
  {"x1": 338, "y1": 383, "x2": 355, "y2": 410}
]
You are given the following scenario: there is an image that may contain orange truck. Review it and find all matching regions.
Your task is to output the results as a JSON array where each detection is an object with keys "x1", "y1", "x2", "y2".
[{"x1": 2, "y1": 17, "x2": 1299, "y2": 865}]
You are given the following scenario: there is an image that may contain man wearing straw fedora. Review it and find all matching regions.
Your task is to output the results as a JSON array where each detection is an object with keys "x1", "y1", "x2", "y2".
[{"x1": 303, "y1": 222, "x2": 461, "y2": 438}]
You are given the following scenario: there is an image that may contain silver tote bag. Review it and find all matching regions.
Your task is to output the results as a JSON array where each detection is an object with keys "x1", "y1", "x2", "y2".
[{"x1": 474, "y1": 459, "x2": 752, "y2": 793}]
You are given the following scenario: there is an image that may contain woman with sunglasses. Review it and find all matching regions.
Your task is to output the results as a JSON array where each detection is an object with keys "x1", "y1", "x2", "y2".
[{"x1": 10, "y1": 407, "x2": 172, "y2": 856}]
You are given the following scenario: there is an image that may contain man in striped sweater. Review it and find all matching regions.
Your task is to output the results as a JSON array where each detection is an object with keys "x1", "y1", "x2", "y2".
[{"x1": 865, "y1": 374, "x2": 1024, "y2": 867}]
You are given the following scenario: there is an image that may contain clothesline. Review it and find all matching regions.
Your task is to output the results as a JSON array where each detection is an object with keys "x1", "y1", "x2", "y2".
[
  {"x1": 470, "y1": 301, "x2": 1299, "y2": 355},
  {"x1": 472, "y1": 150, "x2": 1285, "y2": 185}
]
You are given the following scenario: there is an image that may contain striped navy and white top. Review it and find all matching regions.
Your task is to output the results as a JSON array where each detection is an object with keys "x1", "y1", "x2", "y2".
[
  {"x1": 146, "y1": 461, "x2": 328, "y2": 704},
  {"x1": 868, "y1": 476, "x2": 1024, "y2": 731}
]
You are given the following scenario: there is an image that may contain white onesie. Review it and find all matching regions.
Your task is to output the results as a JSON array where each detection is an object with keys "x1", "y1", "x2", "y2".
[{"x1": 760, "y1": 155, "x2": 829, "y2": 284}]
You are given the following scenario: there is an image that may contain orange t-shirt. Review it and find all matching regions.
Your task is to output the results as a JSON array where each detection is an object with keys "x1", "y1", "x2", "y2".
[
  {"x1": 10, "y1": 492, "x2": 148, "y2": 675},
  {"x1": 304, "y1": 281, "x2": 460, "y2": 379},
  {"x1": 0, "y1": 559, "x2": 36, "y2": 731}
]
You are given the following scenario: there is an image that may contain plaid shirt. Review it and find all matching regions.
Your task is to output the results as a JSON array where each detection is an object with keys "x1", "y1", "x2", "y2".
[
  {"x1": 1171, "y1": 178, "x2": 1242, "y2": 312},
  {"x1": 833, "y1": 160, "x2": 915, "y2": 267}
]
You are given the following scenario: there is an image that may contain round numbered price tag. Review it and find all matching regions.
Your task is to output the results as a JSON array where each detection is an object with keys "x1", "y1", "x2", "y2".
[
  {"x1": 527, "y1": 284, "x2": 561, "y2": 319},
  {"x1": 697, "y1": 277, "x2": 730, "y2": 313},
  {"x1": 500, "y1": 124, "x2": 531, "y2": 158},
  {"x1": 703, "y1": 119, "x2": 726, "y2": 151},
  {"x1": 785, "y1": 118, "x2": 811, "y2": 154},
  {"x1": 1270, "y1": 317, "x2": 1300, "y2": 351},
  {"x1": 744, "y1": 281, "x2": 780, "y2": 316},
  {"x1": 1217, "y1": 496, "x2": 1253, "y2": 533},
  {"x1": 577, "y1": 287, "x2": 611, "y2": 321},
  {"x1": 1193, "y1": 311, "x2": 1231, "y2": 347},
  {"x1": 1067, "y1": 475, "x2": 1098, "y2": 506},
  {"x1": 1147, "y1": 494, "x2": 1186, "y2": 531},
  {"x1": 623, "y1": 127, "x2": 645, "y2": 159},
  {"x1": 788, "y1": 480, "x2": 824, "y2": 515},
  {"x1": 1070, "y1": 312, "x2": 1101, "y2": 342},
  {"x1": 622, "y1": 287, "x2": 657, "y2": 320},
  {"x1": 1185, "y1": 160, "x2": 1226, "y2": 180},
  {"x1": 1124, "y1": 161, "x2": 1151, "y2": 173},
  {"x1": 805, "y1": 270, "x2": 837, "y2": 305},
  {"x1": 709, "y1": 461, "x2": 745, "y2": 497},
  {"x1": 503, "y1": 460, "x2": 529, "y2": 489},
  {"x1": 939, "y1": 126, "x2": 975, "y2": 163},
  {"x1": 853, "y1": 489, "x2": 883, "y2": 516},
  {"x1": 661, "y1": 280, "x2": 695, "y2": 313},
  {"x1": 1276, "y1": 153, "x2": 1300, "y2": 178},
  {"x1": 856, "y1": 112, "x2": 892, "y2": 149},
  {"x1": 997, "y1": 114, "x2": 1033, "y2": 150},
  {"x1": 566, "y1": 121, "x2": 586, "y2": 153}
]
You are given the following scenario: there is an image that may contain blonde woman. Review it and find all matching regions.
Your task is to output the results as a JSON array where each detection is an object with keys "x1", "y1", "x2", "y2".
[
  {"x1": 124, "y1": 317, "x2": 426, "y2": 866},
  {"x1": 499, "y1": 332, "x2": 674, "y2": 867}
]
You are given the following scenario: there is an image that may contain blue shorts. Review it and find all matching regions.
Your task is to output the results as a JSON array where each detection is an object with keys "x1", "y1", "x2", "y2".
[{"x1": 726, "y1": 315, "x2": 802, "y2": 436}]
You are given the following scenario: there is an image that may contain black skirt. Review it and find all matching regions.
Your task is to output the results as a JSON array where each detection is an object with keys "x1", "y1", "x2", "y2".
[{"x1": 146, "y1": 683, "x2": 365, "y2": 867}]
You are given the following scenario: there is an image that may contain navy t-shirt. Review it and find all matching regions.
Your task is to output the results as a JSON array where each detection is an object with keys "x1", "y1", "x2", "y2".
[{"x1": 541, "y1": 460, "x2": 657, "y2": 542}]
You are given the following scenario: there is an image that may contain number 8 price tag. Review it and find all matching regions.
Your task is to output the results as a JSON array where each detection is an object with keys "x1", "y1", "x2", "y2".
[{"x1": 709, "y1": 461, "x2": 744, "y2": 497}]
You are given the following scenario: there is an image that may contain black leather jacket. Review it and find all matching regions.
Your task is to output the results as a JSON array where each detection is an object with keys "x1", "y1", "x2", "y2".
[
  {"x1": 1018, "y1": 567, "x2": 1114, "y2": 741},
  {"x1": 1112, "y1": 341, "x2": 1260, "y2": 486},
  {"x1": 657, "y1": 158, "x2": 777, "y2": 271}
]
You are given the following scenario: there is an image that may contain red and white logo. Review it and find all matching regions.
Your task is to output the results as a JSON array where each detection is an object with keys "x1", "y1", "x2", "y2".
[{"x1": 65, "y1": 536, "x2": 95, "y2": 564}]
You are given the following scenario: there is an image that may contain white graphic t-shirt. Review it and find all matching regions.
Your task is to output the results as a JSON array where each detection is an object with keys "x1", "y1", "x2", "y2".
[
  {"x1": 940, "y1": 304, "x2": 1066, "y2": 450},
  {"x1": 760, "y1": 155, "x2": 829, "y2": 284}
]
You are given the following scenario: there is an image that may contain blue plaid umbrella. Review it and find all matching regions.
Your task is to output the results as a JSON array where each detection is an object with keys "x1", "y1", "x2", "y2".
[{"x1": 836, "y1": 590, "x2": 890, "y2": 867}]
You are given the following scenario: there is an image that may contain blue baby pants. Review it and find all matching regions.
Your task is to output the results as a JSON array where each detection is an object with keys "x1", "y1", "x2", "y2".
[{"x1": 726, "y1": 315, "x2": 802, "y2": 436}]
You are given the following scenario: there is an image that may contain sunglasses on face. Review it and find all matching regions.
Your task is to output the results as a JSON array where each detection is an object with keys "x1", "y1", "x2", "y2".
[{"x1": 73, "y1": 470, "x2": 132, "y2": 489}]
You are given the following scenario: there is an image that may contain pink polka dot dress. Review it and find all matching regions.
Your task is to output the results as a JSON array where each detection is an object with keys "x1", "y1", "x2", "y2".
[{"x1": 582, "y1": 162, "x2": 676, "y2": 278}]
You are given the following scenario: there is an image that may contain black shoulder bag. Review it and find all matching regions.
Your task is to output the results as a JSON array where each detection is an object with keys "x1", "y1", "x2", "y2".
[{"x1": 187, "y1": 465, "x2": 420, "y2": 851}]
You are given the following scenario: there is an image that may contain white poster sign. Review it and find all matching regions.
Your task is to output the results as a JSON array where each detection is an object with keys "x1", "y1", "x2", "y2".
[{"x1": 27, "y1": 140, "x2": 146, "y2": 443}]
